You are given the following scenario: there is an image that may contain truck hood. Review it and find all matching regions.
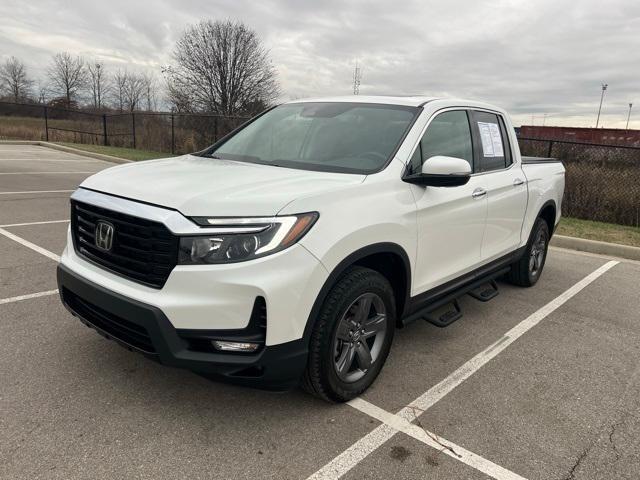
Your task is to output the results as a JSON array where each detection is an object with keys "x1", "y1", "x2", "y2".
[{"x1": 80, "y1": 155, "x2": 365, "y2": 216}]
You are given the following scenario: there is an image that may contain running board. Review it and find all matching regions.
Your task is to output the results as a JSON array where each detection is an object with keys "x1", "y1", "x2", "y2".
[
  {"x1": 424, "y1": 300, "x2": 462, "y2": 328},
  {"x1": 467, "y1": 280, "x2": 499, "y2": 302},
  {"x1": 400, "y1": 266, "x2": 510, "y2": 328}
]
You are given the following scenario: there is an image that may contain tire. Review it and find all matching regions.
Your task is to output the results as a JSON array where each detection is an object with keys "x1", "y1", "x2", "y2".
[
  {"x1": 302, "y1": 266, "x2": 396, "y2": 402},
  {"x1": 506, "y1": 218, "x2": 550, "y2": 287}
]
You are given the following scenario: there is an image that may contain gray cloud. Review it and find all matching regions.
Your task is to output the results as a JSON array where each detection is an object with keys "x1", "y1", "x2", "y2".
[{"x1": 0, "y1": 0, "x2": 638, "y2": 127}]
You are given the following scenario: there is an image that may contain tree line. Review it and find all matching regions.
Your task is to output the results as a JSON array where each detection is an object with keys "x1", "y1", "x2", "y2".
[{"x1": 0, "y1": 19, "x2": 280, "y2": 117}]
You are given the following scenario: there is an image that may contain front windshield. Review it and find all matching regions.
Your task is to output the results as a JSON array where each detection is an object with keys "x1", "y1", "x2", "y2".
[{"x1": 210, "y1": 102, "x2": 419, "y2": 174}]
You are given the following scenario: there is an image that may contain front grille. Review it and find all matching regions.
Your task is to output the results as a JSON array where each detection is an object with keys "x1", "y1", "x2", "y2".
[
  {"x1": 70, "y1": 200, "x2": 179, "y2": 288},
  {"x1": 62, "y1": 287, "x2": 156, "y2": 353}
]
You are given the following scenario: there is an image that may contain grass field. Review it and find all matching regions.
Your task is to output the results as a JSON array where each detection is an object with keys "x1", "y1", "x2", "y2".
[
  {"x1": 57, "y1": 142, "x2": 175, "y2": 161},
  {"x1": 556, "y1": 217, "x2": 640, "y2": 247},
  {"x1": 0, "y1": 116, "x2": 46, "y2": 140}
]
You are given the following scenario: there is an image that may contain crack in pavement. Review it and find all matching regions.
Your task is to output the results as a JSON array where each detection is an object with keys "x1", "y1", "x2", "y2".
[{"x1": 405, "y1": 405, "x2": 461, "y2": 458}]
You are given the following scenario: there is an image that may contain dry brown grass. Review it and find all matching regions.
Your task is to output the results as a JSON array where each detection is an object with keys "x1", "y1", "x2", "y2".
[
  {"x1": 0, "y1": 116, "x2": 46, "y2": 140},
  {"x1": 0, "y1": 113, "x2": 245, "y2": 154}
]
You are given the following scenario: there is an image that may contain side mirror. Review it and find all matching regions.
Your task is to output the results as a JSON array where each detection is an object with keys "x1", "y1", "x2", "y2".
[{"x1": 403, "y1": 155, "x2": 472, "y2": 187}]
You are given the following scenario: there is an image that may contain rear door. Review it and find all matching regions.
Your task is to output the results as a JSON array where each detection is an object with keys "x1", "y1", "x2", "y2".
[{"x1": 469, "y1": 110, "x2": 528, "y2": 261}]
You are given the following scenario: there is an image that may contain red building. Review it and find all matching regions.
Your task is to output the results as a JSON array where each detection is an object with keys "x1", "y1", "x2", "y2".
[{"x1": 519, "y1": 126, "x2": 640, "y2": 147}]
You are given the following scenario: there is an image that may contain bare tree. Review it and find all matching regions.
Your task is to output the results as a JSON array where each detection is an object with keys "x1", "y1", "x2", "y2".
[
  {"x1": 165, "y1": 19, "x2": 280, "y2": 115},
  {"x1": 47, "y1": 53, "x2": 87, "y2": 107},
  {"x1": 36, "y1": 82, "x2": 48, "y2": 104},
  {"x1": 141, "y1": 72, "x2": 158, "y2": 111},
  {"x1": 122, "y1": 72, "x2": 145, "y2": 111},
  {"x1": 87, "y1": 61, "x2": 110, "y2": 109},
  {"x1": 164, "y1": 68, "x2": 193, "y2": 112},
  {"x1": 0, "y1": 56, "x2": 33, "y2": 102},
  {"x1": 113, "y1": 69, "x2": 127, "y2": 112}
]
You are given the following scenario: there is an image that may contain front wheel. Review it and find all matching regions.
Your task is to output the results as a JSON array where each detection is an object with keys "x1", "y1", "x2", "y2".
[
  {"x1": 302, "y1": 267, "x2": 396, "y2": 402},
  {"x1": 506, "y1": 217, "x2": 550, "y2": 287}
]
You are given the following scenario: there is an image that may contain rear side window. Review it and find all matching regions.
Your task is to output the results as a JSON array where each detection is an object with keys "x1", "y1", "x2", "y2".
[
  {"x1": 409, "y1": 110, "x2": 474, "y2": 174},
  {"x1": 470, "y1": 111, "x2": 512, "y2": 172}
]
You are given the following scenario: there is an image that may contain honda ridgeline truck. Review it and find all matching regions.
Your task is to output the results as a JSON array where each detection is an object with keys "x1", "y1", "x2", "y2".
[{"x1": 57, "y1": 96, "x2": 565, "y2": 402}]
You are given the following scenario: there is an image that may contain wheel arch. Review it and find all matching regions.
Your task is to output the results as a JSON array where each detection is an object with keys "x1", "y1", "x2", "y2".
[
  {"x1": 303, "y1": 243, "x2": 412, "y2": 342},
  {"x1": 538, "y1": 199, "x2": 557, "y2": 237}
]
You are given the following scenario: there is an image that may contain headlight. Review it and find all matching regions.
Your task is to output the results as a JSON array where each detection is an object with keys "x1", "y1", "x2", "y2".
[{"x1": 178, "y1": 212, "x2": 318, "y2": 264}]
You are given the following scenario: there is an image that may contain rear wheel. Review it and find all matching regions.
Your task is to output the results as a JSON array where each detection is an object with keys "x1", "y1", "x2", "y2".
[
  {"x1": 506, "y1": 218, "x2": 550, "y2": 287},
  {"x1": 302, "y1": 267, "x2": 396, "y2": 402}
]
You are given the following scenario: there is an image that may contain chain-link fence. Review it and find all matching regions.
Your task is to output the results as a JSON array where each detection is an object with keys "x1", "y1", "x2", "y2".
[
  {"x1": 2, "y1": 101, "x2": 639, "y2": 226},
  {"x1": 0, "y1": 101, "x2": 250, "y2": 154},
  {"x1": 519, "y1": 137, "x2": 640, "y2": 226}
]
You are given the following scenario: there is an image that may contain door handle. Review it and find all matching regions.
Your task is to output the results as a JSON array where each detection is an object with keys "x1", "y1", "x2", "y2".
[
  {"x1": 513, "y1": 178, "x2": 525, "y2": 186},
  {"x1": 472, "y1": 188, "x2": 487, "y2": 198}
]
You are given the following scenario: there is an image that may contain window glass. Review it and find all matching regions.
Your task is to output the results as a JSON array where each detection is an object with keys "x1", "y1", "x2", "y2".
[
  {"x1": 498, "y1": 116, "x2": 513, "y2": 167},
  {"x1": 410, "y1": 110, "x2": 473, "y2": 173},
  {"x1": 212, "y1": 102, "x2": 418, "y2": 174},
  {"x1": 472, "y1": 111, "x2": 511, "y2": 171}
]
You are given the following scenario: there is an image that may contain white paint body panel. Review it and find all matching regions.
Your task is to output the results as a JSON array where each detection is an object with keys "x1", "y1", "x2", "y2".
[
  {"x1": 81, "y1": 154, "x2": 365, "y2": 217},
  {"x1": 59, "y1": 96, "x2": 565, "y2": 346}
]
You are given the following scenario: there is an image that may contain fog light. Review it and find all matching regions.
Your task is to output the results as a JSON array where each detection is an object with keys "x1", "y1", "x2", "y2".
[{"x1": 212, "y1": 340, "x2": 260, "y2": 352}]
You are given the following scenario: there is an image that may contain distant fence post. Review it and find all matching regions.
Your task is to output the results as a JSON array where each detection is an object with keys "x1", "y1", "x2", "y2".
[
  {"x1": 43, "y1": 106, "x2": 49, "y2": 141},
  {"x1": 102, "y1": 114, "x2": 108, "y2": 146},
  {"x1": 547, "y1": 140, "x2": 554, "y2": 158},
  {"x1": 131, "y1": 112, "x2": 136, "y2": 149},
  {"x1": 171, "y1": 113, "x2": 175, "y2": 154},
  {"x1": 214, "y1": 116, "x2": 219, "y2": 141}
]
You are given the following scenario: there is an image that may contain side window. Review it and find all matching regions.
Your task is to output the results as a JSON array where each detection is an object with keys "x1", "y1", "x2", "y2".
[
  {"x1": 409, "y1": 110, "x2": 473, "y2": 174},
  {"x1": 498, "y1": 116, "x2": 513, "y2": 167},
  {"x1": 471, "y1": 111, "x2": 512, "y2": 172}
]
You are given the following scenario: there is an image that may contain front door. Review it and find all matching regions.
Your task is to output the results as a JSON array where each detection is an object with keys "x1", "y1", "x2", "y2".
[{"x1": 408, "y1": 110, "x2": 488, "y2": 295}]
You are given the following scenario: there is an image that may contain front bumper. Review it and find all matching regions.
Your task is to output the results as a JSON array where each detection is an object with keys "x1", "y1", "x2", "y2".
[
  {"x1": 57, "y1": 264, "x2": 308, "y2": 390},
  {"x1": 61, "y1": 226, "x2": 328, "y2": 346}
]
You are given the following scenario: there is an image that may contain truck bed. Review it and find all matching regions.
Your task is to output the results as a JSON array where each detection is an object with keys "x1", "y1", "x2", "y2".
[{"x1": 521, "y1": 156, "x2": 562, "y2": 164}]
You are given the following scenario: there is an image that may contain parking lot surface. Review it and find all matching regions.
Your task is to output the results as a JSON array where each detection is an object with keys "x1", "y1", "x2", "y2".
[{"x1": 1, "y1": 144, "x2": 639, "y2": 479}]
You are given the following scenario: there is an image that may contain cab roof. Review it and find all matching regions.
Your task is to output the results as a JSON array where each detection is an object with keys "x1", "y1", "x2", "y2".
[
  {"x1": 286, "y1": 95, "x2": 438, "y2": 107},
  {"x1": 284, "y1": 95, "x2": 505, "y2": 114}
]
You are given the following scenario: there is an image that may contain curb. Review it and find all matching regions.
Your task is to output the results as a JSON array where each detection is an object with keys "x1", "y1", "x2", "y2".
[
  {"x1": 0, "y1": 140, "x2": 132, "y2": 164},
  {"x1": 551, "y1": 234, "x2": 640, "y2": 261}
]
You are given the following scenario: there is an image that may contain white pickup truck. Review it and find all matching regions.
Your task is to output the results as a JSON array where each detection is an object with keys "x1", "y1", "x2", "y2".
[{"x1": 57, "y1": 96, "x2": 565, "y2": 402}]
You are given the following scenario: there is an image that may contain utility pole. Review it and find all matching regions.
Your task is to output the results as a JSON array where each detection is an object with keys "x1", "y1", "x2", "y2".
[
  {"x1": 595, "y1": 83, "x2": 608, "y2": 128},
  {"x1": 626, "y1": 103, "x2": 633, "y2": 130},
  {"x1": 353, "y1": 62, "x2": 362, "y2": 95}
]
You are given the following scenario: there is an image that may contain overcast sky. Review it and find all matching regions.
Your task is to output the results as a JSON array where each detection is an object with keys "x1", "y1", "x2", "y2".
[{"x1": 1, "y1": 0, "x2": 638, "y2": 128}]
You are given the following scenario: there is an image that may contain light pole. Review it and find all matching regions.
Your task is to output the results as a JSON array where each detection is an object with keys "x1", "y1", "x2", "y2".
[
  {"x1": 626, "y1": 103, "x2": 633, "y2": 130},
  {"x1": 595, "y1": 83, "x2": 608, "y2": 128}
]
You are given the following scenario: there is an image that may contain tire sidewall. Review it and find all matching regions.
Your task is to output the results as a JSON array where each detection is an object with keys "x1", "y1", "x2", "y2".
[
  {"x1": 318, "y1": 269, "x2": 396, "y2": 400},
  {"x1": 527, "y1": 220, "x2": 550, "y2": 285}
]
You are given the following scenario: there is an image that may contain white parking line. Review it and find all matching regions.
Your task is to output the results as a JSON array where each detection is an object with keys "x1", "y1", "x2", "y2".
[
  {"x1": 0, "y1": 190, "x2": 74, "y2": 195},
  {"x1": 0, "y1": 171, "x2": 95, "y2": 175},
  {"x1": 0, "y1": 227, "x2": 60, "y2": 261},
  {"x1": 0, "y1": 220, "x2": 69, "y2": 228},
  {"x1": 308, "y1": 260, "x2": 619, "y2": 480},
  {"x1": 0, "y1": 290, "x2": 59, "y2": 305},
  {"x1": 348, "y1": 398, "x2": 527, "y2": 480}
]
